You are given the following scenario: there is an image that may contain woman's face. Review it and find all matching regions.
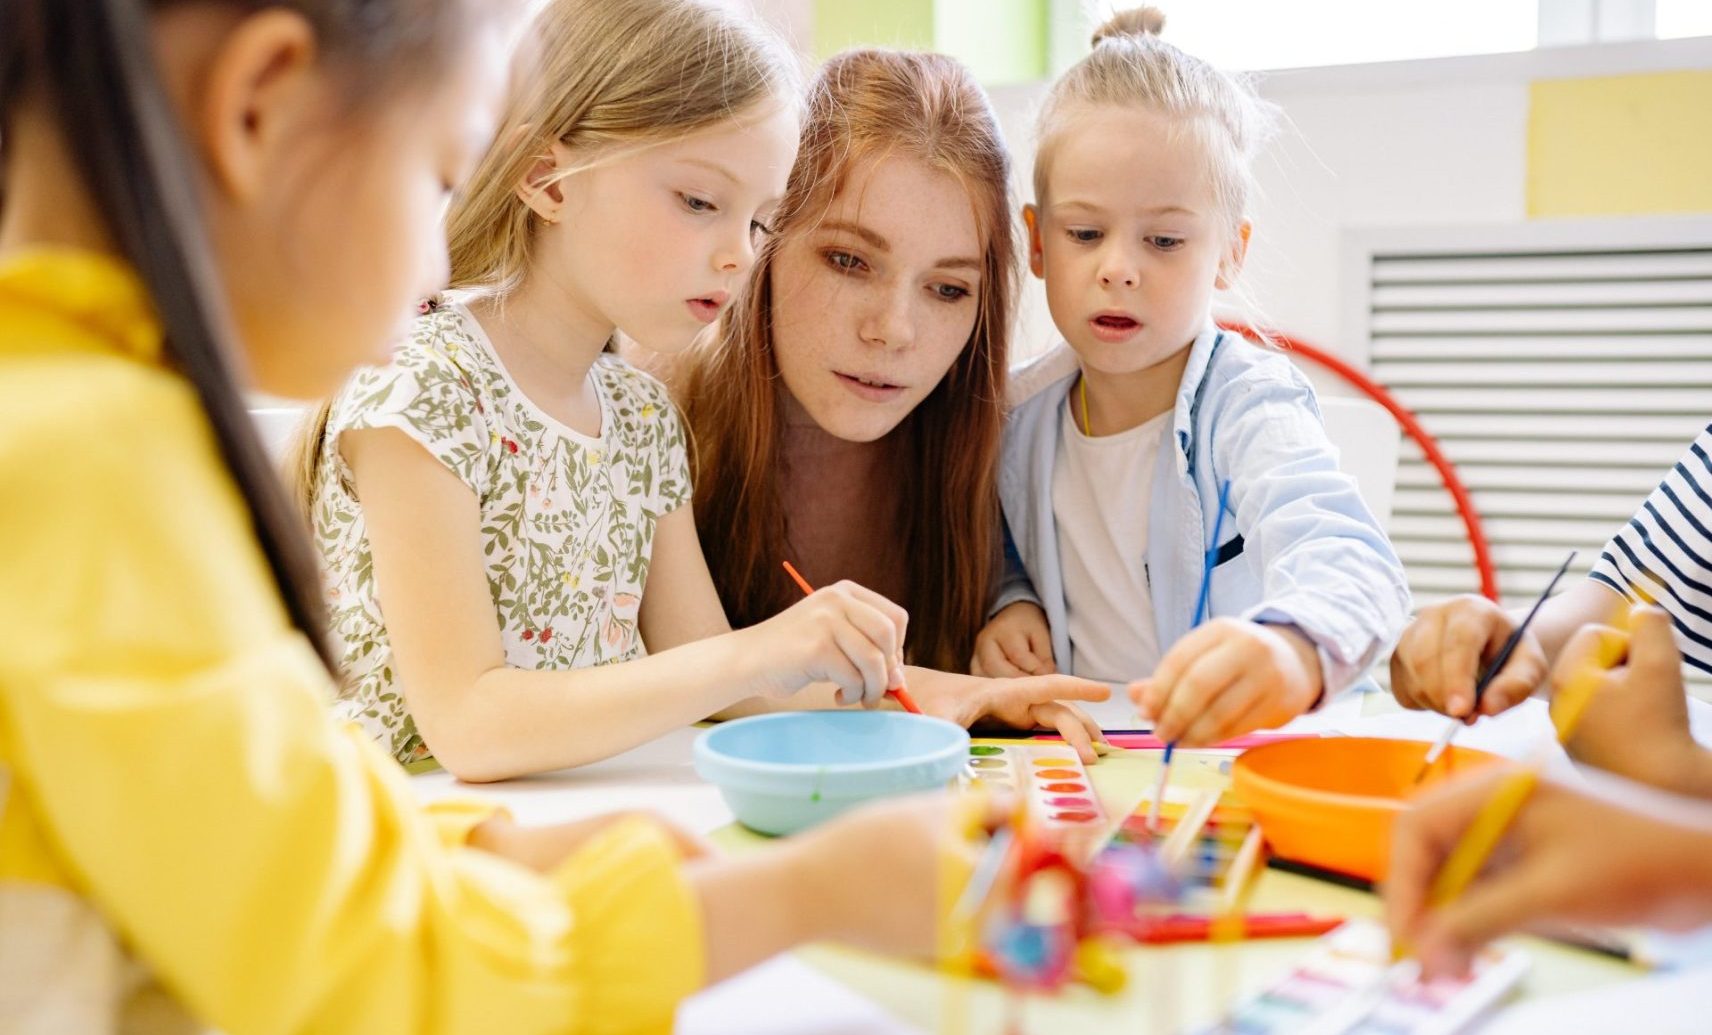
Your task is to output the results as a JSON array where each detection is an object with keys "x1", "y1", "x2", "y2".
[{"x1": 769, "y1": 155, "x2": 985, "y2": 443}]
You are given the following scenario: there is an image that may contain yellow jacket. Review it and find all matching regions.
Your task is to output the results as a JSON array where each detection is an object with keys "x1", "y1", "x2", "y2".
[{"x1": 0, "y1": 249, "x2": 703, "y2": 1034}]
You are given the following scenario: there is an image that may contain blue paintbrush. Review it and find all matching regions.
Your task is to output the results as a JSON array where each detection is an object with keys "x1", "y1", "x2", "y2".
[{"x1": 1147, "y1": 478, "x2": 1233, "y2": 832}]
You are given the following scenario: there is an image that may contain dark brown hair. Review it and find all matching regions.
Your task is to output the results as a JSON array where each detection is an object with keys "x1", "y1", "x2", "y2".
[{"x1": 0, "y1": 0, "x2": 473, "y2": 669}]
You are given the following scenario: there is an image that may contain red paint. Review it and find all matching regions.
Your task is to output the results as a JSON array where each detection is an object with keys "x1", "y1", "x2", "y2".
[{"x1": 1050, "y1": 810, "x2": 1099, "y2": 823}]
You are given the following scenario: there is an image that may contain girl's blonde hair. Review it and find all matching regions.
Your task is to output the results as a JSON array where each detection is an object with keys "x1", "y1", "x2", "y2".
[
  {"x1": 289, "y1": 0, "x2": 798, "y2": 509},
  {"x1": 1034, "y1": 6, "x2": 1277, "y2": 234},
  {"x1": 447, "y1": 0, "x2": 799, "y2": 294},
  {"x1": 677, "y1": 49, "x2": 1017, "y2": 672}
]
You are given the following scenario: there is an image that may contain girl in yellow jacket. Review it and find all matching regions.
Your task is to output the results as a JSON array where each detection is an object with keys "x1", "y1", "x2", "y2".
[{"x1": 0, "y1": 2, "x2": 983, "y2": 1032}]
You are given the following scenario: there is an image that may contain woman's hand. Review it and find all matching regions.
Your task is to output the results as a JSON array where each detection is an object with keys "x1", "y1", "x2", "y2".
[{"x1": 910, "y1": 668, "x2": 1110, "y2": 763}]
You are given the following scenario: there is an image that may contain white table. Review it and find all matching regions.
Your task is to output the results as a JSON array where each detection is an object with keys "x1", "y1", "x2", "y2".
[{"x1": 409, "y1": 693, "x2": 1712, "y2": 1033}]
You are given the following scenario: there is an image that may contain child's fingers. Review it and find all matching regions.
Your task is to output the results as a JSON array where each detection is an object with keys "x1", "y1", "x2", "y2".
[
  {"x1": 829, "y1": 621, "x2": 892, "y2": 706},
  {"x1": 998, "y1": 631, "x2": 1046, "y2": 675},
  {"x1": 1416, "y1": 864, "x2": 1552, "y2": 980},
  {"x1": 975, "y1": 640, "x2": 1026, "y2": 678},
  {"x1": 1153, "y1": 638, "x2": 1247, "y2": 742},
  {"x1": 835, "y1": 579, "x2": 910, "y2": 648},
  {"x1": 1478, "y1": 643, "x2": 1549, "y2": 716},
  {"x1": 1384, "y1": 770, "x2": 1505, "y2": 955},
  {"x1": 1178, "y1": 677, "x2": 1271, "y2": 746},
  {"x1": 837, "y1": 594, "x2": 906, "y2": 674},
  {"x1": 1437, "y1": 605, "x2": 1505, "y2": 718},
  {"x1": 1024, "y1": 627, "x2": 1058, "y2": 674},
  {"x1": 1139, "y1": 622, "x2": 1225, "y2": 722},
  {"x1": 1550, "y1": 624, "x2": 1631, "y2": 697}
]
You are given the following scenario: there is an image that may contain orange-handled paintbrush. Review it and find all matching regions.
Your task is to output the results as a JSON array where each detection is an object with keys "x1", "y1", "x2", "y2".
[{"x1": 781, "y1": 560, "x2": 923, "y2": 714}]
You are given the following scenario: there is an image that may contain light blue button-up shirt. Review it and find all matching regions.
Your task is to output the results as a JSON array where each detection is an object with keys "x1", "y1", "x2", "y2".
[{"x1": 994, "y1": 324, "x2": 1411, "y2": 698}]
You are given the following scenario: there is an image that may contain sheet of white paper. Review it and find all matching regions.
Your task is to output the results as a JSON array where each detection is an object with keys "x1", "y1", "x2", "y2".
[
  {"x1": 676, "y1": 954, "x2": 923, "y2": 1035},
  {"x1": 411, "y1": 725, "x2": 735, "y2": 833},
  {"x1": 1477, "y1": 966, "x2": 1712, "y2": 1035}
]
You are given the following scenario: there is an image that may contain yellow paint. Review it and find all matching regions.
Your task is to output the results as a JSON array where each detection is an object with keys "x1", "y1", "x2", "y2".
[{"x1": 1528, "y1": 70, "x2": 1712, "y2": 217}]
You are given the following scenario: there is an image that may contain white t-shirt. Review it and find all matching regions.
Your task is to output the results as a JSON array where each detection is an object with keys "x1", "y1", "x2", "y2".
[{"x1": 1052, "y1": 403, "x2": 1171, "y2": 683}]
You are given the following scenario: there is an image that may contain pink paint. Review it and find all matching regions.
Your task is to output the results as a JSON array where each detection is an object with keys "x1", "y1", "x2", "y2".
[{"x1": 1046, "y1": 796, "x2": 1092, "y2": 807}]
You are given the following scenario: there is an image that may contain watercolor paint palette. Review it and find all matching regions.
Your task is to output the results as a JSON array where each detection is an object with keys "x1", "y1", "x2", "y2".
[
  {"x1": 1110, "y1": 797, "x2": 1255, "y2": 907},
  {"x1": 1198, "y1": 919, "x2": 1528, "y2": 1035},
  {"x1": 962, "y1": 742, "x2": 1107, "y2": 838}
]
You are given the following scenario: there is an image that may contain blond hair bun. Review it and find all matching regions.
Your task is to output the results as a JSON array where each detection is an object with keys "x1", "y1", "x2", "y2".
[{"x1": 1092, "y1": 6, "x2": 1166, "y2": 46}]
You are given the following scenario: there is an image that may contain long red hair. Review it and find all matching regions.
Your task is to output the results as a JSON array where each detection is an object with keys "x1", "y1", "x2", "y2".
[{"x1": 678, "y1": 49, "x2": 1016, "y2": 672}]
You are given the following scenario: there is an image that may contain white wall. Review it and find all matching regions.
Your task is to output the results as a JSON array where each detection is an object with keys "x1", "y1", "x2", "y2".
[{"x1": 984, "y1": 37, "x2": 1712, "y2": 391}]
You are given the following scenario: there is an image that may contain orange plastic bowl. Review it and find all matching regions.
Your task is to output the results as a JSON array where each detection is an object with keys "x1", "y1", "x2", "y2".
[{"x1": 1230, "y1": 736, "x2": 1505, "y2": 883}]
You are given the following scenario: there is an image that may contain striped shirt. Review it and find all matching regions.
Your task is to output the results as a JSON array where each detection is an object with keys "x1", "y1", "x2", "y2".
[{"x1": 1590, "y1": 423, "x2": 1712, "y2": 676}]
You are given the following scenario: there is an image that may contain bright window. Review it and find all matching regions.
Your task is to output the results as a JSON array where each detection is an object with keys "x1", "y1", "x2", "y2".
[
  {"x1": 1112, "y1": 0, "x2": 1538, "y2": 71},
  {"x1": 1657, "y1": 0, "x2": 1712, "y2": 39}
]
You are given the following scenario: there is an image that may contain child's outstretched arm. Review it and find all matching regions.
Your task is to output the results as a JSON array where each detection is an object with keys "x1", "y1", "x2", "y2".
[
  {"x1": 1133, "y1": 368, "x2": 1412, "y2": 744},
  {"x1": 346, "y1": 427, "x2": 906, "y2": 781}
]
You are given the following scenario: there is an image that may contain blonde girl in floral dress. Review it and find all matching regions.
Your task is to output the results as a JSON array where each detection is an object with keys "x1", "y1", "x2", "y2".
[{"x1": 298, "y1": 0, "x2": 1111, "y2": 780}]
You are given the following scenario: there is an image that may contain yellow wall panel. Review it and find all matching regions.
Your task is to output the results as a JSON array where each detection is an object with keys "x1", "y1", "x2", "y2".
[{"x1": 1528, "y1": 70, "x2": 1712, "y2": 218}]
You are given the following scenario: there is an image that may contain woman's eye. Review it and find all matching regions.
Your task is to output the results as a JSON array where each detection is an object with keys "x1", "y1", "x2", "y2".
[
  {"x1": 933, "y1": 283, "x2": 971, "y2": 302},
  {"x1": 825, "y1": 250, "x2": 865, "y2": 272},
  {"x1": 679, "y1": 193, "x2": 716, "y2": 214},
  {"x1": 1067, "y1": 228, "x2": 1102, "y2": 243},
  {"x1": 751, "y1": 219, "x2": 775, "y2": 238},
  {"x1": 1149, "y1": 235, "x2": 1185, "y2": 250}
]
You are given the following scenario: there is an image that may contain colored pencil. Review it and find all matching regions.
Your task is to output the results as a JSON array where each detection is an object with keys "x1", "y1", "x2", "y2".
[{"x1": 780, "y1": 560, "x2": 923, "y2": 714}]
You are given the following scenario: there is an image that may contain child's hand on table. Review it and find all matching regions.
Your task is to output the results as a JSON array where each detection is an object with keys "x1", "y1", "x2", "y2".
[
  {"x1": 1390, "y1": 594, "x2": 1550, "y2": 721},
  {"x1": 1555, "y1": 607, "x2": 1712, "y2": 798},
  {"x1": 910, "y1": 669, "x2": 1111, "y2": 763},
  {"x1": 1386, "y1": 766, "x2": 1712, "y2": 980},
  {"x1": 1127, "y1": 618, "x2": 1321, "y2": 746},
  {"x1": 971, "y1": 601, "x2": 1058, "y2": 678}
]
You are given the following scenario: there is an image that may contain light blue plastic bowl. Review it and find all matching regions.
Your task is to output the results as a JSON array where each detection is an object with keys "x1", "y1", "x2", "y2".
[{"x1": 693, "y1": 711, "x2": 971, "y2": 835}]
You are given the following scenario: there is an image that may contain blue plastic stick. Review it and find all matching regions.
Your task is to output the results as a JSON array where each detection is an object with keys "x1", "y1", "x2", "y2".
[{"x1": 1150, "y1": 479, "x2": 1233, "y2": 832}]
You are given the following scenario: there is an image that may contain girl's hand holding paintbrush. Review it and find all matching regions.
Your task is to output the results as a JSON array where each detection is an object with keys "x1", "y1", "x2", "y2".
[
  {"x1": 1128, "y1": 618, "x2": 1324, "y2": 746},
  {"x1": 743, "y1": 577, "x2": 910, "y2": 707}
]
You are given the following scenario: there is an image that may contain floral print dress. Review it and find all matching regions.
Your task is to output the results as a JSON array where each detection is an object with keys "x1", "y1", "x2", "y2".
[{"x1": 311, "y1": 301, "x2": 691, "y2": 765}]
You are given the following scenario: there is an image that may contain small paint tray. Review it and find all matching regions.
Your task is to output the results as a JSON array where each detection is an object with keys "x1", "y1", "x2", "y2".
[
  {"x1": 963, "y1": 741, "x2": 1107, "y2": 840},
  {"x1": 1109, "y1": 798, "x2": 1257, "y2": 911},
  {"x1": 1197, "y1": 918, "x2": 1527, "y2": 1035}
]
